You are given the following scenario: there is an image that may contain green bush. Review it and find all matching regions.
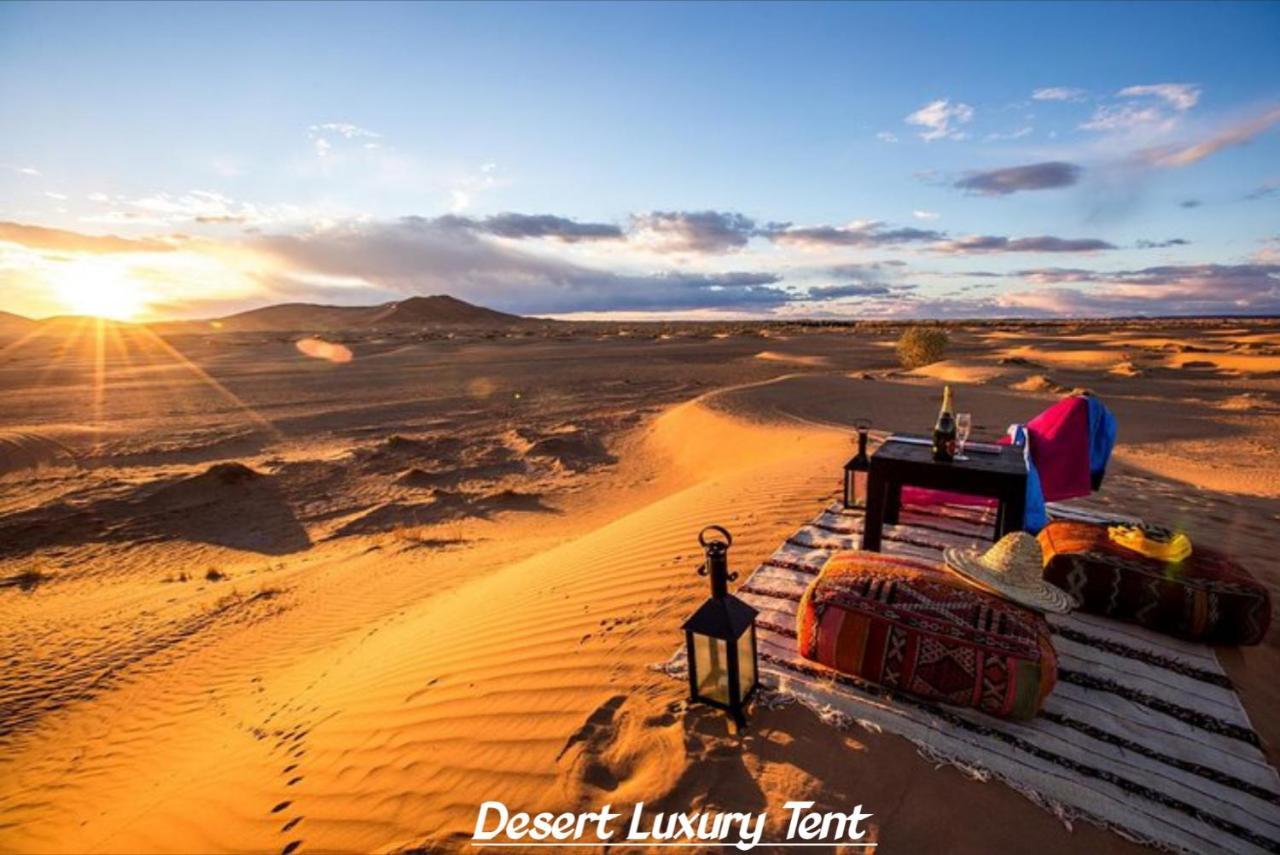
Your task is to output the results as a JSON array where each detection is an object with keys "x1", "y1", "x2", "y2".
[{"x1": 896, "y1": 326, "x2": 949, "y2": 369}]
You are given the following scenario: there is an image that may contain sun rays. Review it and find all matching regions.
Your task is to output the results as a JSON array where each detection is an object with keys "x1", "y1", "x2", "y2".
[{"x1": 0, "y1": 316, "x2": 281, "y2": 453}]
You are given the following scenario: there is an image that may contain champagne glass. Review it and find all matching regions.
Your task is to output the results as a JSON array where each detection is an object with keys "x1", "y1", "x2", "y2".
[{"x1": 955, "y1": 412, "x2": 972, "y2": 461}]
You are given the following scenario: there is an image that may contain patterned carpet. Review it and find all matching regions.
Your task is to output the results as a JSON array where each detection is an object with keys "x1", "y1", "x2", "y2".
[{"x1": 664, "y1": 500, "x2": 1280, "y2": 854}]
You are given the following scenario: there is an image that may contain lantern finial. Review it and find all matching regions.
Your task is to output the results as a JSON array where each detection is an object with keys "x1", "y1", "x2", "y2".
[{"x1": 698, "y1": 525, "x2": 736, "y2": 598}]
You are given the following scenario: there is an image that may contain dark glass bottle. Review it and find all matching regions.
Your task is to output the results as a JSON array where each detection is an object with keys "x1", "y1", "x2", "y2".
[{"x1": 932, "y1": 385, "x2": 956, "y2": 462}]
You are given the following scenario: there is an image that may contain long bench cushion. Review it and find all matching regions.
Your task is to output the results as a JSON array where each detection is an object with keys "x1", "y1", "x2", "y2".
[{"x1": 1040, "y1": 520, "x2": 1271, "y2": 645}]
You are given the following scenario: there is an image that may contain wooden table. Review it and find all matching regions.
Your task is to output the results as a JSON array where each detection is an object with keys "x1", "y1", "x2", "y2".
[{"x1": 860, "y1": 436, "x2": 1029, "y2": 552}]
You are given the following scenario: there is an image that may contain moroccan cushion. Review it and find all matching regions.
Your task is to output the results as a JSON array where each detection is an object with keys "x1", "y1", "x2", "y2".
[
  {"x1": 1040, "y1": 520, "x2": 1272, "y2": 645},
  {"x1": 796, "y1": 551, "x2": 1058, "y2": 720}
]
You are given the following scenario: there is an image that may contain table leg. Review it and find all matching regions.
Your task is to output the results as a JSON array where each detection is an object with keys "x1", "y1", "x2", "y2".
[
  {"x1": 884, "y1": 480, "x2": 902, "y2": 526},
  {"x1": 861, "y1": 471, "x2": 888, "y2": 552},
  {"x1": 997, "y1": 484, "x2": 1027, "y2": 539}
]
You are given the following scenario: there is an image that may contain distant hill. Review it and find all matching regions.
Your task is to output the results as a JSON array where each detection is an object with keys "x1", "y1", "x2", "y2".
[
  {"x1": 157, "y1": 295, "x2": 531, "y2": 333},
  {"x1": 364, "y1": 295, "x2": 523, "y2": 326},
  {"x1": 0, "y1": 310, "x2": 37, "y2": 336}
]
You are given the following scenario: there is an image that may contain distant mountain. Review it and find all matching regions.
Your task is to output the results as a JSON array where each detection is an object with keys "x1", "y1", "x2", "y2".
[
  {"x1": 157, "y1": 295, "x2": 532, "y2": 333},
  {"x1": 364, "y1": 295, "x2": 524, "y2": 326},
  {"x1": 0, "y1": 310, "x2": 37, "y2": 336}
]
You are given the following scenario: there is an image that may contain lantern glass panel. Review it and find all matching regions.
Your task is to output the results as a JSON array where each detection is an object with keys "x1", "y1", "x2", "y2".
[
  {"x1": 693, "y1": 634, "x2": 731, "y2": 705},
  {"x1": 852, "y1": 469, "x2": 867, "y2": 508},
  {"x1": 737, "y1": 628, "x2": 756, "y2": 695}
]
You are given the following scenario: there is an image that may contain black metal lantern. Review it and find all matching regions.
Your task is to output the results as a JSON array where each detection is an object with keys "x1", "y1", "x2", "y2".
[
  {"x1": 843, "y1": 419, "x2": 871, "y2": 509},
  {"x1": 682, "y1": 525, "x2": 759, "y2": 728}
]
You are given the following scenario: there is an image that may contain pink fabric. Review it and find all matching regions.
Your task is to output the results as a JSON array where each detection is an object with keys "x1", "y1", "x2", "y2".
[
  {"x1": 1025, "y1": 396, "x2": 1091, "y2": 501},
  {"x1": 900, "y1": 487, "x2": 996, "y2": 507},
  {"x1": 900, "y1": 396, "x2": 1093, "y2": 507}
]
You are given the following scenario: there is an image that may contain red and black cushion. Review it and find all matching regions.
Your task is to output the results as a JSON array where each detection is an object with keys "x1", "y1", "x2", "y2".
[{"x1": 1040, "y1": 520, "x2": 1271, "y2": 645}]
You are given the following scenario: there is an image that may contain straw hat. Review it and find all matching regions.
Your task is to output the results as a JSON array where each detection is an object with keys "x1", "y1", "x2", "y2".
[{"x1": 944, "y1": 532, "x2": 1077, "y2": 614}]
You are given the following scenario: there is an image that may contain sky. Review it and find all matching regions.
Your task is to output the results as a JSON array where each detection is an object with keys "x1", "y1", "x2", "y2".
[{"x1": 1, "y1": 0, "x2": 1278, "y2": 321}]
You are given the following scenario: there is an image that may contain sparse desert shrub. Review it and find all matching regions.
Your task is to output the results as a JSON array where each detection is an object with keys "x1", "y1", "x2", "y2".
[
  {"x1": 2, "y1": 567, "x2": 48, "y2": 591},
  {"x1": 206, "y1": 568, "x2": 227, "y2": 582},
  {"x1": 896, "y1": 326, "x2": 949, "y2": 369}
]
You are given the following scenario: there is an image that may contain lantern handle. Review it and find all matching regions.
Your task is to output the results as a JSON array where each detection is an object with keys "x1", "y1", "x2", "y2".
[{"x1": 698, "y1": 525, "x2": 733, "y2": 549}]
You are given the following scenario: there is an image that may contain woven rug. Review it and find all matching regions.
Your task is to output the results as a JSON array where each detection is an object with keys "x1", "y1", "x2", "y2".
[{"x1": 662, "y1": 500, "x2": 1280, "y2": 854}]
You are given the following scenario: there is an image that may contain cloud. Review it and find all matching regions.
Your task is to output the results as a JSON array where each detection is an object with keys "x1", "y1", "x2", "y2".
[
  {"x1": 1139, "y1": 106, "x2": 1280, "y2": 168},
  {"x1": 1179, "y1": 199, "x2": 1203, "y2": 209},
  {"x1": 807, "y1": 283, "x2": 892, "y2": 299},
  {"x1": 1135, "y1": 238, "x2": 1190, "y2": 249},
  {"x1": 999, "y1": 263, "x2": 1280, "y2": 316},
  {"x1": 0, "y1": 221, "x2": 177, "y2": 254},
  {"x1": 251, "y1": 216, "x2": 793, "y2": 314},
  {"x1": 769, "y1": 221, "x2": 943, "y2": 248},
  {"x1": 985, "y1": 127, "x2": 1033, "y2": 141},
  {"x1": 1118, "y1": 83, "x2": 1201, "y2": 112},
  {"x1": 876, "y1": 131, "x2": 898, "y2": 143},
  {"x1": 440, "y1": 212, "x2": 623, "y2": 242},
  {"x1": 954, "y1": 161, "x2": 1082, "y2": 196},
  {"x1": 905, "y1": 99, "x2": 974, "y2": 141},
  {"x1": 87, "y1": 190, "x2": 300, "y2": 227},
  {"x1": 1032, "y1": 87, "x2": 1086, "y2": 102},
  {"x1": 933, "y1": 235, "x2": 1116, "y2": 254},
  {"x1": 309, "y1": 122, "x2": 381, "y2": 140},
  {"x1": 628, "y1": 210, "x2": 758, "y2": 253},
  {"x1": 1244, "y1": 180, "x2": 1279, "y2": 201},
  {"x1": 1080, "y1": 104, "x2": 1172, "y2": 133},
  {"x1": 912, "y1": 210, "x2": 940, "y2": 220}
]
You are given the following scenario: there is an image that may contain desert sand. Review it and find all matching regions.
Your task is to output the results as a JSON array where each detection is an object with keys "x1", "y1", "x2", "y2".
[{"x1": 1, "y1": 313, "x2": 1278, "y2": 853}]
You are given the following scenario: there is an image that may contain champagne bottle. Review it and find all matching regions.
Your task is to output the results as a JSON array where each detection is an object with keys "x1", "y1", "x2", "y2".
[{"x1": 932, "y1": 385, "x2": 956, "y2": 462}]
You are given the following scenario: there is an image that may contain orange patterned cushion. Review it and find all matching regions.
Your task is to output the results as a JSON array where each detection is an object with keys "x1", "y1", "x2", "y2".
[{"x1": 797, "y1": 551, "x2": 1058, "y2": 720}]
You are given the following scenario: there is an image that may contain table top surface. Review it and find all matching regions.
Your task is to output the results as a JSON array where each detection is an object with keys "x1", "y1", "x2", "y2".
[{"x1": 871, "y1": 434, "x2": 1027, "y2": 478}]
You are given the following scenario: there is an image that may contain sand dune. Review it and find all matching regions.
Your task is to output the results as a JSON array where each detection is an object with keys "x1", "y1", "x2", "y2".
[
  {"x1": 2, "y1": 318, "x2": 1278, "y2": 854},
  {"x1": 0, "y1": 431, "x2": 74, "y2": 476},
  {"x1": 907, "y1": 358, "x2": 1011, "y2": 384},
  {"x1": 754, "y1": 350, "x2": 830, "y2": 367}
]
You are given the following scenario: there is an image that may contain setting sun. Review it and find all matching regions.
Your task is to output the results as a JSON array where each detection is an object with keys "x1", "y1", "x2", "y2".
[{"x1": 50, "y1": 259, "x2": 150, "y2": 321}]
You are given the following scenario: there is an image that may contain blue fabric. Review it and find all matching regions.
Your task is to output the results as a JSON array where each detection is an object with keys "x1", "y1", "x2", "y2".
[
  {"x1": 1006, "y1": 424, "x2": 1048, "y2": 533},
  {"x1": 1085, "y1": 396, "x2": 1118, "y2": 490}
]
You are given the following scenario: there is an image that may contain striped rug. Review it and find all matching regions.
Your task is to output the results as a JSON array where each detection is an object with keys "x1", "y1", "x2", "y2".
[{"x1": 663, "y1": 500, "x2": 1280, "y2": 854}]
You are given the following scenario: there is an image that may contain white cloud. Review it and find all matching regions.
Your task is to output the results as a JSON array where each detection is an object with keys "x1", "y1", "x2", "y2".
[
  {"x1": 448, "y1": 163, "x2": 501, "y2": 212},
  {"x1": 985, "y1": 126, "x2": 1033, "y2": 141},
  {"x1": 309, "y1": 122, "x2": 381, "y2": 140},
  {"x1": 1032, "y1": 87, "x2": 1086, "y2": 102},
  {"x1": 314, "y1": 137, "x2": 332, "y2": 158},
  {"x1": 876, "y1": 131, "x2": 898, "y2": 143},
  {"x1": 1118, "y1": 83, "x2": 1201, "y2": 112},
  {"x1": 905, "y1": 99, "x2": 974, "y2": 141},
  {"x1": 912, "y1": 210, "x2": 940, "y2": 220},
  {"x1": 2, "y1": 163, "x2": 41, "y2": 177},
  {"x1": 77, "y1": 189, "x2": 305, "y2": 227},
  {"x1": 1080, "y1": 103, "x2": 1173, "y2": 133},
  {"x1": 44, "y1": 191, "x2": 68, "y2": 201}
]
